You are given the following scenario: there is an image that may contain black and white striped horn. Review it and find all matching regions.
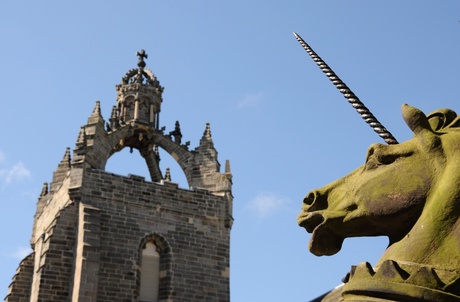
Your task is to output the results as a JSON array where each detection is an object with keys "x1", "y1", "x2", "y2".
[{"x1": 293, "y1": 32, "x2": 398, "y2": 145}]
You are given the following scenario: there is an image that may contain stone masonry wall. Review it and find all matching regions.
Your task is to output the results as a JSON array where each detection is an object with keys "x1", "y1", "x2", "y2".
[
  {"x1": 34, "y1": 204, "x2": 77, "y2": 301},
  {"x1": 4, "y1": 253, "x2": 34, "y2": 302},
  {"x1": 78, "y1": 168, "x2": 231, "y2": 302},
  {"x1": 7, "y1": 158, "x2": 231, "y2": 302}
]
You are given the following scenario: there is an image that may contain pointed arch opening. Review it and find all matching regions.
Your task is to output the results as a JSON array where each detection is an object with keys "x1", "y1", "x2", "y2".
[
  {"x1": 104, "y1": 146, "x2": 189, "y2": 188},
  {"x1": 138, "y1": 234, "x2": 173, "y2": 302},
  {"x1": 139, "y1": 242, "x2": 160, "y2": 302},
  {"x1": 105, "y1": 148, "x2": 151, "y2": 180},
  {"x1": 157, "y1": 148, "x2": 188, "y2": 188}
]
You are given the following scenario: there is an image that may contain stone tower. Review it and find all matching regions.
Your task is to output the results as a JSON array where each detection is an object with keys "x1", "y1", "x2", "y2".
[{"x1": 5, "y1": 50, "x2": 233, "y2": 302}]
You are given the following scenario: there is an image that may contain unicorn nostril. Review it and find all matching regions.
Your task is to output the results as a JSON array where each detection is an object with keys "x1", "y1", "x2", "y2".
[
  {"x1": 303, "y1": 191, "x2": 316, "y2": 205},
  {"x1": 303, "y1": 190, "x2": 328, "y2": 211}
]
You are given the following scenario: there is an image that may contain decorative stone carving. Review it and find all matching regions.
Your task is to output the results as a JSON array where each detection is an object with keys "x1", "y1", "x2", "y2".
[{"x1": 298, "y1": 105, "x2": 460, "y2": 301}]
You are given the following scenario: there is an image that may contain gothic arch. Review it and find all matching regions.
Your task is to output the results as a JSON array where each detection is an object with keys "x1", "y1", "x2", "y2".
[
  {"x1": 137, "y1": 234, "x2": 174, "y2": 301},
  {"x1": 101, "y1": 128, "x2": 192, "y2": 185},
  {"x1": 151, "y1": 134, "x2": 193, "y2": 183}
]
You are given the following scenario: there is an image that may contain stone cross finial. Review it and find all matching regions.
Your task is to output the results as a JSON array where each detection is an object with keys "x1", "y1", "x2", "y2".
[{"x1": 136, "y1": 49, "x2": 148, "y2": 68}]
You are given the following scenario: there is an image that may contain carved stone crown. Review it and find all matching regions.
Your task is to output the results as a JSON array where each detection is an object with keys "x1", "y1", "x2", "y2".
[
  {"x1": 112, "y1": 50, "x2": 164, "y2": 131},
  {"x1": 116, "y1": 49, "x2": 163, "y2": 100},
  {"x1": 342, "y1": 260, "x2": 460, "y2": 301}
]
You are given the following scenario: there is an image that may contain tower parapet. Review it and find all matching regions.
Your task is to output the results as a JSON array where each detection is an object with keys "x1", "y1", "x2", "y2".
[{"x1": 67, "y1": 50, "x2": 232, "y2": 195}]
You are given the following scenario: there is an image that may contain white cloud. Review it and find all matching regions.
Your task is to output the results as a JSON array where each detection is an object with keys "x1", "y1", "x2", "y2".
[
  {"x1": 237, "y1": 91, "x2": 264, "y2": 109},
  {"x1": 0, "y1": 161, "x2": 31, "y2": 184},
  {"x1": 11, "y1": 246, "x2": 33, "y2": 260},
  {"x1": 246, "y1": 192, "x2": 288, "y2": 218}
]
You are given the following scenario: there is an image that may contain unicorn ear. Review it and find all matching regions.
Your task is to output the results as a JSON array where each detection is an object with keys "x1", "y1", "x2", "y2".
[
  {"x1": 402, "y1": 104, "x2": 432, "y2": 135},
  {"x1": 426, "y1": 108, "x2": 458, "y2": 130}
]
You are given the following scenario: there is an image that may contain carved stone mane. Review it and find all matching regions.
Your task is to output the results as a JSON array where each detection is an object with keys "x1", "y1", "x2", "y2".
[{"x1": 298, "y1": 105, "x2": 460, "y2": 301}]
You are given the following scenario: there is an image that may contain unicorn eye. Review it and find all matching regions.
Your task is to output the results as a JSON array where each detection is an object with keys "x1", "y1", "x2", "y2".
[
  {"x1": 376, "y1": 154, "x2": 397, "y2": 165},
  {"x1": 364, "y1": 145, "x2": 396, "y2": 169},
  {"x1": 365, "y1": 144, "x2": 414, "y2": 170}
]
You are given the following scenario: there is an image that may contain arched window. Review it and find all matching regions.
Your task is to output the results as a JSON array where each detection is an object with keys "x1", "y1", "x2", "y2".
[{"x1": 139, "y1": 242, "x2": 160, "y2": 302}]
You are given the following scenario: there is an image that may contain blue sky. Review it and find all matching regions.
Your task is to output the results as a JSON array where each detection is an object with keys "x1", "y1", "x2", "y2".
[{"x1": 1, "y1": 1, "x2": 459, "y2": 301}]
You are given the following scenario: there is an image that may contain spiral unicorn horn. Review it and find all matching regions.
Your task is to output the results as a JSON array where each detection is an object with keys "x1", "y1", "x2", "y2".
[{"x1": 293, "y1": 32, "x2": 398, "y2": 145}]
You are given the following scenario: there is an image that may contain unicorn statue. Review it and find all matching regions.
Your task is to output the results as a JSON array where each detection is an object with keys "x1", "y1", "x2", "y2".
[{"x1": 294, "y1": 33, "x2": 460, "y2": 301}]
